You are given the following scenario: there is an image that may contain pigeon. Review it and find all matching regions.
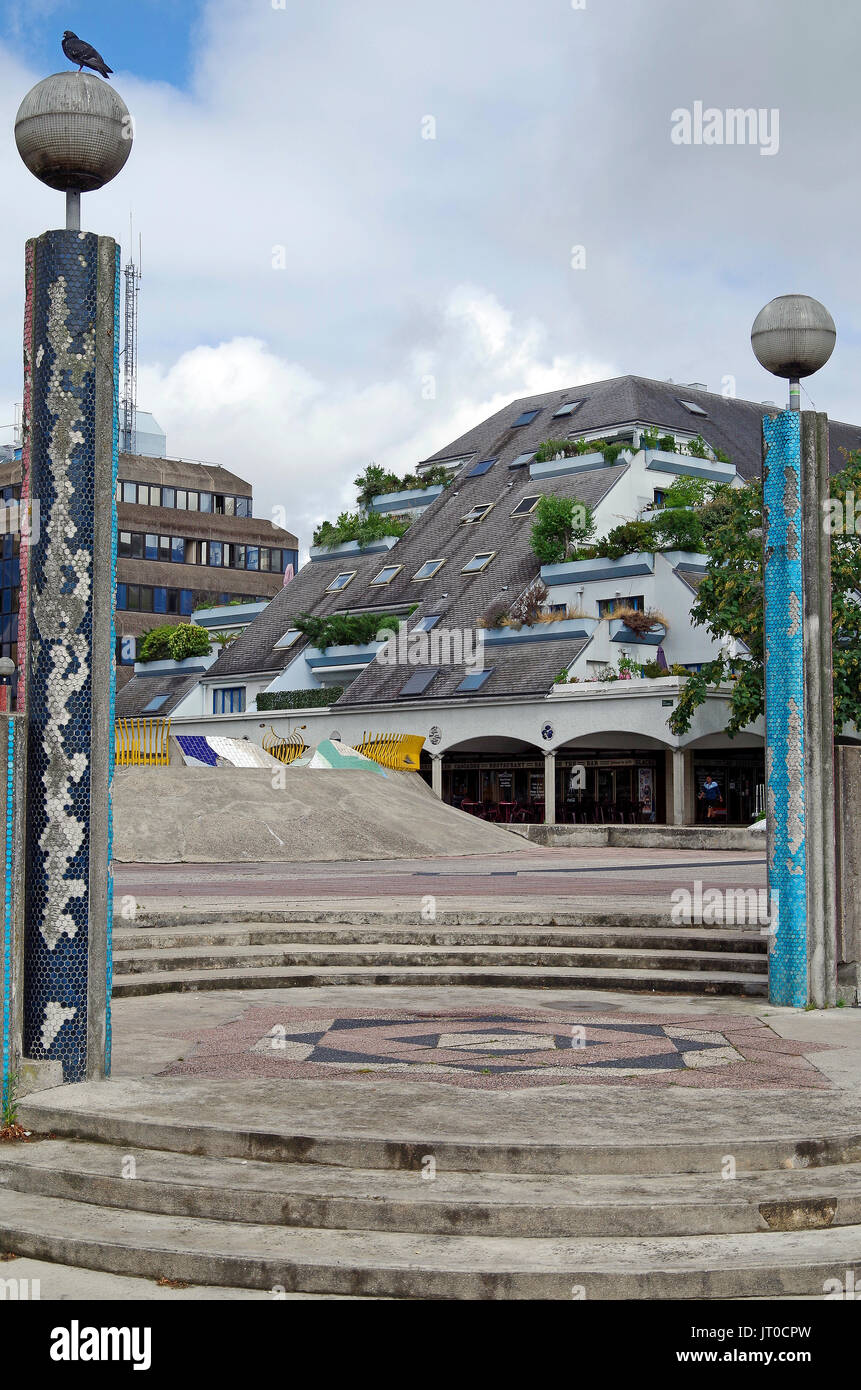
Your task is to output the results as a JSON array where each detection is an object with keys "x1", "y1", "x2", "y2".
[{"x1": 61, "y1": 31, "x2": 113, "y2": 80}]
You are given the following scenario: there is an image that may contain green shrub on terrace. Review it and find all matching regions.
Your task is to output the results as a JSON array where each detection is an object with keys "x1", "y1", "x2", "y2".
[
  {"x1": 312, "y1": 509, "x2": 411, "y2": 550},
  {"x1": 290, "y1": 611, "x2": 401, "y2": 651},
  {"x1": 137, "y1": 623, "x2": 212, "y2": 663}
]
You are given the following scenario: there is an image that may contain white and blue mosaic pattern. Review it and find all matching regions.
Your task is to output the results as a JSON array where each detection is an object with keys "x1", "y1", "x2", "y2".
[
  {"x1": 762, "y1": 410, "x2": 807, "y2": 1006},
  {"x1": 1, "y1": 721, "x2": 13, "y2": 1112},
  {"x1": 22, "y1": 231, "x2": 116, "y2": 1081}
]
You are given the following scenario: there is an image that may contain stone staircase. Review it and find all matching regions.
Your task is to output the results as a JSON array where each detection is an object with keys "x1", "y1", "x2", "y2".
[
  {"x1": 112, "y1": 913, "x2": 769, "y2": 998},
  {"x1": 3, "y1": 1085, "x2": 860, "y2": 1298}
]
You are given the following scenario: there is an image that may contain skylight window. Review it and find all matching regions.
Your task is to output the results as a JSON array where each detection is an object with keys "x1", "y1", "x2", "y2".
[
  {"x1": 511, "y1": 495, "x2": 541, "y2": 517},
  {"x1": 412, "y1": 559, "x2": 446, "y2": 582},
  {"x1": 509, "y1": 452, "x2": 536, "y2": 468},
  {"x1": 461, "y1": 551, "x2": 496, "y2": 574},
  {"x1": 465, "y1": 457, "x2": 496, "y2": 478},
  {"x1": 678, "y1": 399, "x2": 708, "y2": 416},
  {"x1": 370, "y1": 564, "x2": 403, "y2": 585},
  {"x1": 399, "y1": 668, "x2": 438, "y2": 696},
  {"x1": 142, "y1": 694, "x2": 170, "y2": 713},
  {"x1": 325, "y1": 571, "x2": 357, "y2": 593},
  {"x1": 274, "y1": 629, "x2": 301, "y2": 649},
  {"x1": 456, "y1": 669, "x2": 494, "y2": 692},
  {"x1": 461, "y1": 503, "x2": 493, "y2": 524},
  {"x1": 512, "y1": 409, "x2": 540, "y2": 427},
  {"x1": 413, "y1": 615, "x2": 441, "y2": 632},
  {"x1": 553, "y1": 401, "x2": 583, "y2": 418}
]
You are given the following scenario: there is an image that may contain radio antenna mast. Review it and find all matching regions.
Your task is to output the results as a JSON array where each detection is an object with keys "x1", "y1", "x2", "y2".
[{"x1": 121, "y1": 214, "x2": 141, "y2": 454}]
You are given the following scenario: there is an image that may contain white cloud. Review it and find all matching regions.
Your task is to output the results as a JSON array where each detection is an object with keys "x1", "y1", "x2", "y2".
[
  {"x1": 140, "y1": 285, "x2": 611, "y2": 554},
  {"x1": 1, "y1": 0, "x2": 861, "y2": 496}
]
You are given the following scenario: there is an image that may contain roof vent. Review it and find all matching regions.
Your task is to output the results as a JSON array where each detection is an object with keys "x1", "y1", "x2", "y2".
[{"x1": 686, "y1": 382, "x2": 707, "y2": 390}]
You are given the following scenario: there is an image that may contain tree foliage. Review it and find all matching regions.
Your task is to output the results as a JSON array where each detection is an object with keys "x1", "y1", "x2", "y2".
[
  {"x1": 530, "y1": 494, "x2": 595, "y2": 564},
  {"x1": 668, "y1": 455, "x2": 861, "y2": 738}
]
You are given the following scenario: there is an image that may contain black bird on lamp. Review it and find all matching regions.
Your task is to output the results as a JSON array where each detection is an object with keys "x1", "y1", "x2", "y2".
[{"x1": 61, "y1": 30, "x2": 113, "y2": 80}]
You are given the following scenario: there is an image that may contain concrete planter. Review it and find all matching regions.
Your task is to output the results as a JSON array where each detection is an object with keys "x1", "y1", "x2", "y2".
[
  {"x1": 541, "y1": 552, "x2": 654, "y2": 587},
  {"x1": 304, "y1": 642, "x2": 383, "y2": 671},
  {"x1": 529, "y1": 451, "x2": 615, "y2": 481},
  {"x1": 369, "y1": 485, "x2": 444, "y2": 513},
  {"x1": 309, "y1": 535, "x2": 400, "y2": 562},
  {"x1": 609, "y1": 618, "x2": 667, "y2": 646},
  {"x1": 482, "y1": 617, "x2": 598, "y2": 646}
]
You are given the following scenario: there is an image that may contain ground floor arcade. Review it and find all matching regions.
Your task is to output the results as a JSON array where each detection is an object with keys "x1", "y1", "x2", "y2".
[{"x1": 423, "y1": 744, "x2": 765, "y2": 826}]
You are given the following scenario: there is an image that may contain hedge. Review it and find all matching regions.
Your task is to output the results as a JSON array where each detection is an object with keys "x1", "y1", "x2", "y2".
[{"x1": 256, "y1": 688, "x2": 343, "y2": 711}]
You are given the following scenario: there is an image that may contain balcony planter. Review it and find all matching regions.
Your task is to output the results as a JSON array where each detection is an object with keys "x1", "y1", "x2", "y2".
[
  {"x1": 303, "y1": 642, "x2": 384, "y2": 670},
  {"x1": 481, "y1": 617, "x2": 598, "y2": 646},
  {"x1": 309, "y1": 535, "x2": 400, "y2": 562},
  {"x1": 529, "y1": 451, "x2": 611, "y2": 481},
  {"x1": 609, "y1": 618, "x2": 667, "y2": 646},
  {"x1": 133, "y1": 653, "x2": 218, "y2": 675},
  {"x1": 644, "y1": 450, "x2": 737, "y2": 484},
  {"x1": 541, "y1": 552, "x2": 654, "y2": 587},
  {"x1": 368, "y1": 485, "x2": 444, "y2": 514}
]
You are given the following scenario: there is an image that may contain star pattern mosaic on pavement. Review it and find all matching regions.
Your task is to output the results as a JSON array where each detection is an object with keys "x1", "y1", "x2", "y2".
[{"x1": 160, "y1": 1006, "x2": 831, "y2": 1091}]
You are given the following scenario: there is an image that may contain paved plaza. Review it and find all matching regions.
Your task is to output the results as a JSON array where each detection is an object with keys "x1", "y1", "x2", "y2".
[{"x1": 114, "y1": 845, "x2": 766, "y2": 918}]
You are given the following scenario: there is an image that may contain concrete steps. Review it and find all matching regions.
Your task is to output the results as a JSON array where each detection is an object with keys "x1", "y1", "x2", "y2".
[
  {"x1": 114, "y1": 943, "x2": 766, "y2": 975},
  {"x1": 0, "y1": 1186, "x2": 858, "y2": 1299},
  {"x1": 112, "y1": 964, "x2": 767, "y2": 997},
  {"x1": 112, "y1": 916, "x2": 769, "y2": 998},
  {"x1": 5, "y1": 1083, "x2": 858, "y2": 1297},
  {"x1": 2, "y1": 1140, "x2": 861, "y2": 1238}
]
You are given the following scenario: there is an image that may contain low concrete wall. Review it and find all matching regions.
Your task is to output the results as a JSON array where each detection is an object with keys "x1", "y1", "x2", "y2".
[
  {"x1": 508, "y1": 823, "x2": 763, "y2": 852},
  {"x1": 836, "y1": 745, "x2": 861, "y2": 1001}
]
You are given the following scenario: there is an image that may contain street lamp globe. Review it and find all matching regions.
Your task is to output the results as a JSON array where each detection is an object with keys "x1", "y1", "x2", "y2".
[{"x1": 751, "y1": 292, "x2": 835, "y2": 377}]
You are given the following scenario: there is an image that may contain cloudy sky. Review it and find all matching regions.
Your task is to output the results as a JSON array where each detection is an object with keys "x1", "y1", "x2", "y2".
[{"x1": 0, "y1": 0, "x2": 858, "y2": 552}]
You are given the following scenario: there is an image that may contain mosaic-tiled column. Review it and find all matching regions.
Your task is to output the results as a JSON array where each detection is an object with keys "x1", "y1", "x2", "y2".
[
  {"x1": 0, "y1": 716, "x2": 27, "y2": 1114},
  {"x1": 762, "y1": 409, "x2": 837, "y2": 1007},
  {"x1": 19, "y1": 230, "x2": 118, "y2": 1082}
]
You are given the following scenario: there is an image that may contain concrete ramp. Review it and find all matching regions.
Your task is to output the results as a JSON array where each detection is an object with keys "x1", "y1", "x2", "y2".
[{"x1": 112, "y1": 765, "x2": 520, "y2": 863}]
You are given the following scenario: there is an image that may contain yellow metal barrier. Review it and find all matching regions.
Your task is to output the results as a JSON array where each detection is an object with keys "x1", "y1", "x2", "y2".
[
  {"x1": 262, "y1": 727, "x2": 308, "y2": 765},
  {"x1": 356, "y1": 732, "x2": 425, "y2": 771},
  {"x1": 115, "y1": 718, "x2": 171, "y2": 767}
]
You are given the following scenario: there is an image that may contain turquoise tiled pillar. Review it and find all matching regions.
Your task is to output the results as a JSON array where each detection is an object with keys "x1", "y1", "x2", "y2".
[{"x1": 762, "y1": 410, "x2": 837, "y2": 1006}]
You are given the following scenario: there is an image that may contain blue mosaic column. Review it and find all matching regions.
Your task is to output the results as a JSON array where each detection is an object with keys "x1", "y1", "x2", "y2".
[
  {"x1": 20, "y1": 230, "x2": 118, "y2": 1082},
  {"x1": 762, "y1": 410, "x2": 837, "y2": 1007},
  {"x1": 0, "y1": 716, "x2": 27, "y2": 1114}
]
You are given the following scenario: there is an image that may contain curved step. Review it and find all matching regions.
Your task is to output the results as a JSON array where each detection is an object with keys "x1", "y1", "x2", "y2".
[
  {"x1": 113, "y1": 944, "x2": 767, "y2": 976},
  {"x1": 111, "y1": 964, "x2": 767, "y2": 998},
  {"x1": 113, "y1": 924, "x2": 768, "y2": 954},
  {"x1": 21, "y1": 1083, "x2": 860, "y2": 1175},
  {"x1": 0, "y1": 1189, "x2": 857, "y2": 1298},
  {"x1": 2, "y1": 1141, "x2": 860, "y2": 1237}
]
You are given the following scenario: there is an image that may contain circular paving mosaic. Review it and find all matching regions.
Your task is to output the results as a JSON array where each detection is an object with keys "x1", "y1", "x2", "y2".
[{"x1": 161, "y1": 1006, "x2": 830, "y2": 1092}]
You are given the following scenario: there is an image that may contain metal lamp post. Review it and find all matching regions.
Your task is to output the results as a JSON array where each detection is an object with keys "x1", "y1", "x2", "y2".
[{"x1": 751, "y1": 294, "x2": 838, "y2": 1007}]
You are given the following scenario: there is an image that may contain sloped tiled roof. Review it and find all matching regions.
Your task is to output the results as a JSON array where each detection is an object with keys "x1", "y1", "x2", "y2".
[
  {"x1": 115, "y1": 670, "x2": 203, "y2": 718},
  {"x1": 204, "y1": 460, "x2": 625, "y2": 700},
  {"x1": 202, "y1": 373, "x2": 861, "y2": 708},
  {"x1": 421, "y1": 375, "x2": 861, "y2": 481}
]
